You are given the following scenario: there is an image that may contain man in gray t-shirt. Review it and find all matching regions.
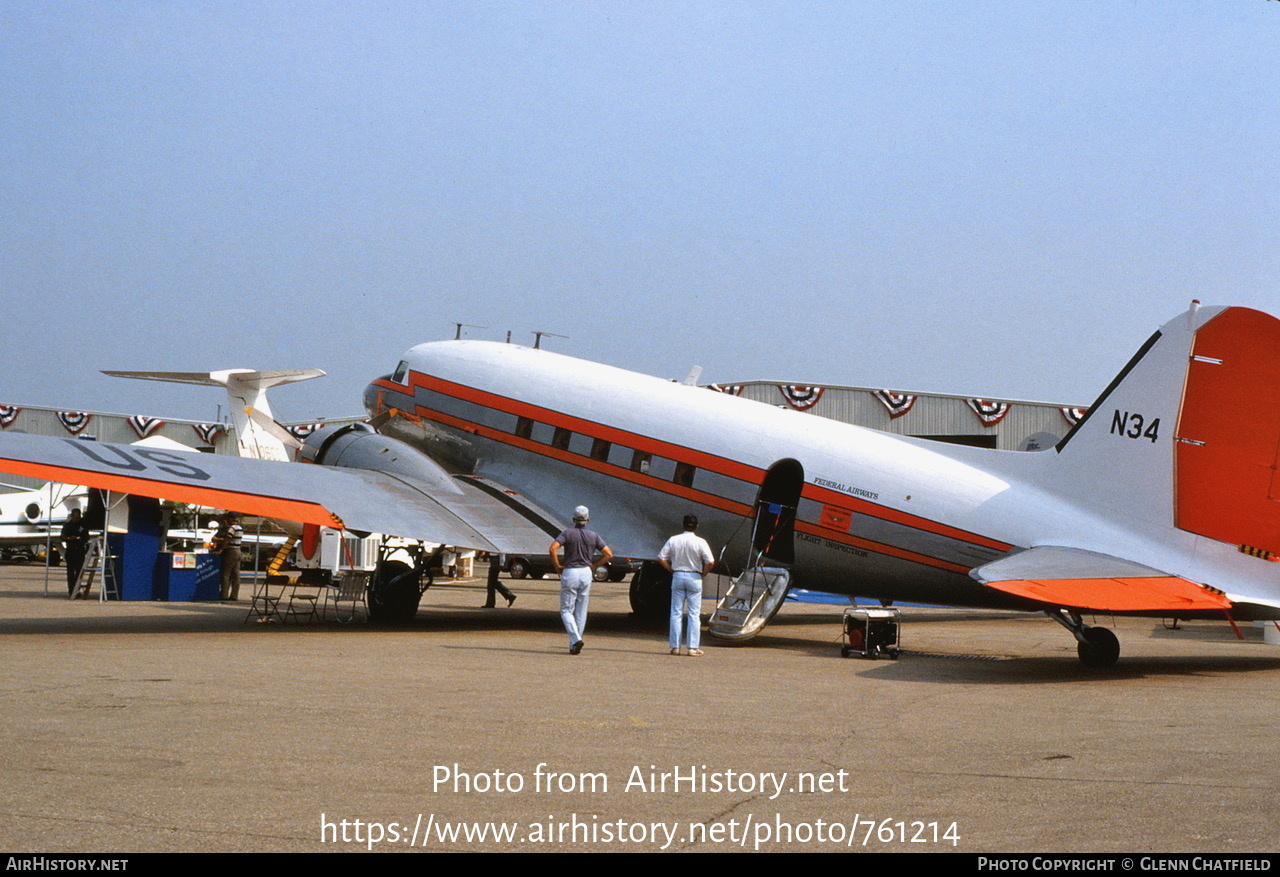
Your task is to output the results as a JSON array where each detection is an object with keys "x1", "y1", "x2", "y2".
[{"x1": 550, "y1": 505, "x2": 612, "y2": 654}]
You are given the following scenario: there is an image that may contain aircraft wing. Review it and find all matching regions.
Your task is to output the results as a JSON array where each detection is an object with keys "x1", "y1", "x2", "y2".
[
  {"x1": 969, "y1": 546, "x2": 1232, "y2": 613},
  {"x1": 0, "y1": 432, "x2": 560, "y2": 554}
]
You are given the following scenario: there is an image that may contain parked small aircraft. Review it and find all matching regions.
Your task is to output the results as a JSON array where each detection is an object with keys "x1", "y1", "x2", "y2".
[
  {"x1": 0, "y1": 480, "x2": 85, "y2": 561},
  {"x1": 2, "y1": 302, "x2": 1279, "y2": 666}
]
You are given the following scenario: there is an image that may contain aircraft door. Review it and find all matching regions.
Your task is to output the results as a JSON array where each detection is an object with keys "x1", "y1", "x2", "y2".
[
  {"x1": 751, "y1": 458, "x2": 804, "y2": 566},
  {"x1": 708, "y1": 458, "x2": 804, "y2": 642}
]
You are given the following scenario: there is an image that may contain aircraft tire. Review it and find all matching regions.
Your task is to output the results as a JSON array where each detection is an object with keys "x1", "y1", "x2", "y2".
[
  {"x1": 1077, "y1": 626, "x2": 1120, "y2": 668},
  {"x1": 629, "y1": 561, "x2": 671, "y2": 623},
  {"x1": 367, "y1": 559, "x2": 421, "y2": 624}
]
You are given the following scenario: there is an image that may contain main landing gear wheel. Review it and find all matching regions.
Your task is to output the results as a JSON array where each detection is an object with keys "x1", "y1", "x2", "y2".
[
  {"x1": 629, "y1": 561, "x2": 672, "y2": 623},
  {"x1": 367, "y1": 559, "x2": 422, "y2": 624},
  {"x1": 1077, "y1": 626, "x2": 1120, "y2": 668}
]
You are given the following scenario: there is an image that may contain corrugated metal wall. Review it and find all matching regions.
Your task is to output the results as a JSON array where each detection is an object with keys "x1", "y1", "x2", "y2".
[{"x1": 714, "y1": 382, "x2": 1086, "y2": 451}]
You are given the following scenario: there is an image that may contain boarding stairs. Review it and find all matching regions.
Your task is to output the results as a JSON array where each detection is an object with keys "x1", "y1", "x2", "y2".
[
  {"x1": 708, "y1": 498, "x2": 795, "y2": 640},
  {"x1": 708, "y1": 565, "x2": 791, "y2": 640}
]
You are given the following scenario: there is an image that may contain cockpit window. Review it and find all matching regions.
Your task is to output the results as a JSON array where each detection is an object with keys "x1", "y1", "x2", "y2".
[{"x1": 391, "y1": 361, "x2": 410, "y2": 383}]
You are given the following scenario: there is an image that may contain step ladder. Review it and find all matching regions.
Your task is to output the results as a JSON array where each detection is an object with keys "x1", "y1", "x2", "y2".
[
  {"x1": 708, "y1": 565, "x2": 790, "y2": 640},
  {"x1": 70, "y1": 539, "x2": 118, "y2": 601}
]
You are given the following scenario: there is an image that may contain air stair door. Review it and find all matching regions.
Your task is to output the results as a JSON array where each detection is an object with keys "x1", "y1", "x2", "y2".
[{"x1": 709, "y1": 459, "x2": 803, "y2": 640}]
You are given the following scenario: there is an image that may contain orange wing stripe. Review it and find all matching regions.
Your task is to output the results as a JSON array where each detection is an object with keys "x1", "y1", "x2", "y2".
[
  {"x1": 0, "y1": 458, "x2": 342, "y2": 528},
  {"x1": 984, "y1": 576, "x2": 1231, "y2": 612}
]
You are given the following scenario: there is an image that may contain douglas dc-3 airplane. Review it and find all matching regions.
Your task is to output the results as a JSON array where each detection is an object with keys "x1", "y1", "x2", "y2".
[{"x1": 2, "y1": 302, "x2": 1280, "y2": 666}]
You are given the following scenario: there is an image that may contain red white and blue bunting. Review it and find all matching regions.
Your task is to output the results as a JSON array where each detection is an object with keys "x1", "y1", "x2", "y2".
[
  {"x1": 966, "y1": 399, "x2": 1010, "y2": 426},
  {"x1": 127, "y1": 415, "x2": 165, "y2": 438},
  {"x1": 287, "y1": 423, "x2": 319, "y2": 441},
  {"x1": 0, "y1": 406, "x2": 19, "y2": 428},
  {"x1": 1060, "y1": 407, "x2": 1089, "y2": 426},
  {"x1": 871, "y1": 390, "x2": 917, "y2": 419},
  {"x1": 708, "y1": 384, "x2": 744, "y2": 396},
  {"x1": 57, "y1": 411, "x2": 92, "y2": 435},
  {"x1": 778, "y1": 385, "x2": 824, "y2": 411},
  {"x1": 192, "y1": 423, "x2": 225, "y2": 445}
]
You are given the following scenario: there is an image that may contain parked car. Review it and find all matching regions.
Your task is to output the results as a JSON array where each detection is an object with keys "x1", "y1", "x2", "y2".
[
  {"x1": 505, "y1": 554, "x2": 555, "y2": 580},
  {"x1": 595, "y1": 555, "x2": 642, "y2": 582}
]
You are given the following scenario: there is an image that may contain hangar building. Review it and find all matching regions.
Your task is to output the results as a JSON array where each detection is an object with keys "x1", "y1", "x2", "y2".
[{"x1": 706, "y1": 380, "x2": 1088, "y2": 452}]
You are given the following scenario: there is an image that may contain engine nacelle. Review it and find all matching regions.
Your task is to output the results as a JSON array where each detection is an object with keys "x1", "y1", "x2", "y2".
[
  {"x1": 23, "y1": 502, "x2": 41, "y2": 524},
  {"x1": 298, "y1": 423, "x2": 463, "y2": 496}
]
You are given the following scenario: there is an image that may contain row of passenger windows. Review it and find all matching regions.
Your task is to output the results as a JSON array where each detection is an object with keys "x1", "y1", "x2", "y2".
[{"x1": 512, "y1": 416, "x2": 696, "y2": 488}]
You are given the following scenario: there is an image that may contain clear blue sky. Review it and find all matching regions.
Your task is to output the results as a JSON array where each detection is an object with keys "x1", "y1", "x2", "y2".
[{"x1": 3, "y1": 2, "x2": 1278, "y2": 423}]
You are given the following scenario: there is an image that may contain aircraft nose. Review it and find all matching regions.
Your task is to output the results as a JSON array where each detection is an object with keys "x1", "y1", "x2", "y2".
[{"x1": 363, "y1": 378, "x2": 390, "y2": 415}]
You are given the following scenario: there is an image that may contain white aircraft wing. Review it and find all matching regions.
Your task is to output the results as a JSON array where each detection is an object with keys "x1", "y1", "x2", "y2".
[{"x1": 0, "y1": 432, "x2": 561, "y2": 554}]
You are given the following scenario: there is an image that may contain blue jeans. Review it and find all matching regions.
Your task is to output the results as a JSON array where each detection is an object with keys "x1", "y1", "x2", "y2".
[
  {"x1": 559, "y1": 567, "x2": 592, "y2": 645},
  {"x1": 669, "y1": 572, "x2": 703, "y2": 650}
]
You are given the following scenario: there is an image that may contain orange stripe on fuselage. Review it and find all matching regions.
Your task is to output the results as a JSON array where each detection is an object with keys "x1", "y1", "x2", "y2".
[
  {"x1": 376, "y1": 372, "x2": 761, "y2": 481},
  {"x1": 423, "y1": 403, "x2": 973, "y2": 573},
  {"x1": 419, "y1": 406, "x2": 756, "y2": 518},
  {"x1": 802, "y1": 482, "x2": 1011, "y2": 552},
  {"x1": 0, "y1": 457, "x2": 342, "y2": 528},
  {"x1": 793, "y1": 520, "x2": 970, "y2": 575},
  {"x1": 374, "y1": 370, "x2": 1012, "y2": 568}
]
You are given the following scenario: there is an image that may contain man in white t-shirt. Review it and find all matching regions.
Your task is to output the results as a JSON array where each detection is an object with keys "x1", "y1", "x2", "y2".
[{"x1": 657, "y1": 515, "x2": 715, "y2": 656}]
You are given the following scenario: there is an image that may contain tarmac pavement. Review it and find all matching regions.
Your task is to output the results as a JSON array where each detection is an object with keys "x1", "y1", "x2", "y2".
[{"x1": 0, "y1": 563, "x2": 1277, "y2": 853}]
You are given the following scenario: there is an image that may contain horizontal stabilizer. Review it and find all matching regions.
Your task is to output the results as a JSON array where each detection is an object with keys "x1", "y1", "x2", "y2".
[
  {"x1": 103, "y1": 368, "x2": 326, "y2": 389},
  {"x1": 105, "y1": 368, "x2": 326, "y2": 462},
  {"x1": 971, "y1": 546, "x2": 1231, "y2": 613}
]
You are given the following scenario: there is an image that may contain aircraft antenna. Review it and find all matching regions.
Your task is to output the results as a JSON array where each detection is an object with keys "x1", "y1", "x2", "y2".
[
  {"x1": 531, "y1": 331, "x2": 568, "y2": 350},
  {"x1": 453, "y1": 323, "x2": 488, "y2": 340}
]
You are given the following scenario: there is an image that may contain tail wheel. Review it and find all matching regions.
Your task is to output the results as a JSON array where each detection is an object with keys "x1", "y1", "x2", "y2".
[
  {"x1": 367, "y1": 559, "x2": 422, "y2": 624},
  {"x1": 1077, "y1": 627, "x2": 1120, "y2": 668}
]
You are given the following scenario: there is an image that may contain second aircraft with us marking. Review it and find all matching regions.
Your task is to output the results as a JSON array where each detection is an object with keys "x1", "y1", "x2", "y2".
[{"x1": 2, "y1": 301, "x2": 1280, "y2": 667}]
